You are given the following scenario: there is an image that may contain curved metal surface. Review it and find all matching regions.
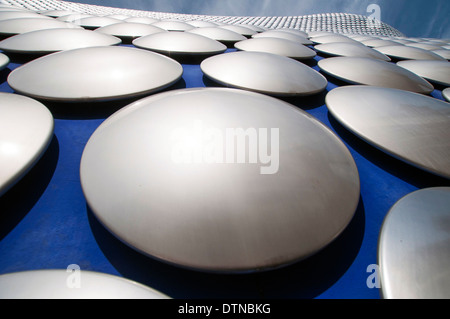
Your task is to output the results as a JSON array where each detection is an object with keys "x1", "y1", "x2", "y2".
[
  {"x1": 311, "y1": 34, "x2": 361, "y2": 45},
  {"x1": 0, "y1": 52, "x2": 9, "y2": 70},
  {"x1": 253, "y1": 30, "x2": 313, "y2": 45},
  {"x1": 432, "y1": 49, "x2": 450, "y2": 60},
  {"x1": 75, "y1": 16, "x2": 122, "y2": 29},
  {"x1": 125, "y1": 16, "x2": 159, "y2": 24},
  {"x1": 132, "y1": 31, "x2": 227, "y2": 57},
  {"x1": 317, "y1": 57, "x2": 434, "y2": 94},
  {"x1": 442, "y1": 87, "x2": 450, "y2": 102},
  {"x1": 0, "y1": 269, "x2": 170, "y2": 299},
  {"x1": 326, "y1": 86, "x2": 450, "y2": 179},
  {"x1": 397, "y1": 60, "x2": 450, "y2": 86},
  {"x1": 80, "y1": 87, "x2": 360, "y2": 273},
  {"x1": 201, "y1": 51, "x2": 327, "y2": 96},
  {"x1": 234, "y1": 37, "x2": 316, "y2": 60},
  {"x1": 56, "y1": 13, "x2": 92, "y2": 22},
  {"x1": 314, "y1": 42, "x2": 391, "y2": 61},
  {"x1": 375, "y1": 45, "x2": 446, "y2": 61},
  {"x1": 152, "y1": 20, "x2": 195, "y2": 31},
  {"x1": 0, "y1": 92, "x2": 54, "y2": 197},
  {"x1": 0, "y1": 18, "x2": 81, "y2": 36},
  {"x1": 186, "y1": 20, "x2": 218, "y2": 28},
  {"x1": 378, "y1": 187, "x2": 450, "y2": 299},
  {"x1": 94, "y1": 22, "x2": 166, "y2": 42},
  {"x1": 0, "y1": 11, "x2": 52, "y2": 21},
  {"x1": 218, "y1": 24, "x2": 257, "y2": 37},
  {"x1": 7, "y1": 46, "x2": 183, "y2": 102},
  {"x1": 361, "y1": 39, "x2": 403, "y2": 48},
  {"x1": 187, "y1": 27, "x2": 246, "y2": 45},
  {"x1": 0, "y1": 28, "x2": 121, "y2": 54},
  {"x1": 406, "y1": 42, "x2": 443, "y2": 51}
]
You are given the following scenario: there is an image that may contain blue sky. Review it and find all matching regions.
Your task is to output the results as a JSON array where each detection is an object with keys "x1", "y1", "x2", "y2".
[{"x1": 69, "y1": 0, "x2": 449, "y2": 38}]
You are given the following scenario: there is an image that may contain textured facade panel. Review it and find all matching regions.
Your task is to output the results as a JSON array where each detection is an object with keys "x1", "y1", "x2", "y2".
[{"x1": 0, "y1": 0, "x2": 405, "y2": 37}]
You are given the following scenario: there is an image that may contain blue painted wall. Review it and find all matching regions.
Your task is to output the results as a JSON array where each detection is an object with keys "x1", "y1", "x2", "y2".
[{"x1": 70, "y1": 0, "x2": 449, "y2": 38}]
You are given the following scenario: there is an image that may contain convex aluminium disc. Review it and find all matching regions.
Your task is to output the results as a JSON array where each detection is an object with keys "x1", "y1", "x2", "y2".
[
  {"x1": 252, "y1": 30, "x2": 313, "y2": 45},
  {"x1": 326, "y1": 86, "x2": 450, "y2": 179},
  {"x1": 314, "y1": 42, "x2": 391, "y2": 61},
  {"x1": 125, "y1": 17, "x2": 159, "y2": 24},
  {"x1": 378, "y1": 187, "x2": 450, "y2": 299},
  {"x1": 0, "y1": 18, "x2": 81, "y2": 37},
  {"x1": 0, "y1": 93, "x2": 53, "y2": 197},
  {"x1": 95, "y1": 22, "x2": 166, "y2": 43},
  {"x1": 361, "y1": 39, "x2": 403, "y2": 48},
  {"x1": 187, "y1": 27, "x2": 246, "y2": 46},
  {"x1": 201, "y1": 51, "x2": 327, "y2": 96},
  {"x1": 132, "y1": 32, "x2": 227, "y2": 58},
  {"x1": 432, "y1": 49, "x2": 450, "y2": 60},
  {"x1": 218, "y1": 24, "x2": 257, "y2": 37},
  {"x1": 0, "y1": 28, "x2": 121, "y2": 55},
  {"x1": 375, "y1": 45, "x2": 446, "y2": 61},
  {"x1": 7, "y1": 46, "x2": 183, "y2": 102},
  {"x1": 317, "y1": 57, "x2": 434, "y2": 94},
  {"x1": 0, "y1": 52, "x2": 8, "y2": 70},
  {"x1": 0, "y1": 11, "x2": 52, "y2": 21},
  {"x1": 75, "y1": 16, "x2": 122, "y2": 29},
  {"x1": 443, "y1": 87, "x2": 450, "y2": 102},
  {"x1": 80, "y1": 87, "x2": 360, "y2": 273},
  {"x1": 234, "y1": 37, "x2": 316, "y2": 60},
  {"x1": 151, "y1": 20, "x2": 195, "y2": 31},
  {"x1": 310, "y1": 34, "x2": 361, "y2": 45},
  {"x1": 0, "y1": 270, "x2": 170, "y2": 299},
  {"x1": 396, "y1": 60, "x2": 450, "y2": 87}
]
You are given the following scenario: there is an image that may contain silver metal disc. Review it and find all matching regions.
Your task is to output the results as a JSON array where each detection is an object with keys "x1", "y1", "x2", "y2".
[
  {"x1": 7, "y1": 46, "x2": 183, "y2": 102},
  {"x1": 406, "y1": 42, "x2": 442, "y2": 51},
  {"x1": 0, "y1": 270, "x2": 170, "y2": 299},
  {"x1": 0, "y1": 18, "x2": 81, "y2": 36},
  {"x1": 218, "y1": 25, "x2": 257, "y2": 37},
  {"x1": 378, "y1": 187, "x2": 450, "y2": 299},
  {"x1": 56, "y1": 13, "x2": 93, "y2": 22},
  {"x1": 124, "y1": 17, "x2": 159, "y2": 24},
  {"x1": 317, "y1": 57, "x2": 434, "y2": 94},
  {"x1": 186, "y1": 20, "x2": 218, "y2": 28},
  {"x1": 75, "y1": 16, "x2": 122, "y2": 29},
  {"x1": 375, "y1": 45, "x2": 446, "y2": 61},
  {"x1": 397, "y1": 60, "x2": 450, "y2": 87},
  {"x1": 0, "y1": 28, "x2": 122, "y2": 55},
  {"x1": 94, "y1": 22, "x2": 166, "y2": 42},
  {"x1": 314, "y1": 42, "x2": 391, "y2": 61},
  {"x1": 151, "y1": 20, "x2": 195, "y2": 31},
  {"x1": 431, "y1": 49, "x2": 450, "y2": 60},
  {"x1": 0, "y1": 92, "x2": 54, "y2": 197},
  {"x1": 80, "y1": 87, "x2": 360, "y2": 273},
  {"x1": 0, "y1": 52, "x2": 9, "y2": 70},
  {"x1": 187, "y1": 27, "x2": 246, "y2": 45},
  {"x1": 326, "y1": 86, "x2": 450, "y2": 179},
  {"x1": 132, "y1": 31, "x2": 227, "y2": 58},
  {"x1": 38, "y1": 10, "x2": 74, "y2": 18},
  {"x1": 252, "y1": 30, "x2": 313, "y2": 45},
  {"x1": 201, "y1": 51, "x2": 327, "y2": 96},
  {"x1": 234, "y1": 37, "x2": 316, "y2": 60},
  {"x1": 272, "y1": 28, "x2": 308, "y2": 38},
  {"x1": 361, "y1": 39, "x2": 403, "y2": 48},
  {"x1": 311, "y1": 34, "x2": 361, "y2": 45},
  {"x1": 0, "y1": 11, "x2": 53, "y2": 21},
  {"x1": 443, "y1": 87, "x2": 450, "y2": 102}
]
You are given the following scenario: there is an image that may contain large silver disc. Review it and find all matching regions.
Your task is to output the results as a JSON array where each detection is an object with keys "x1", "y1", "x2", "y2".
[
  {"x1": 201, "y1": 51, "x2": 327, "y2": 96},
  {"x1": 396, "y1": 60, "x2": 450, "y2": 87},
  {"x1": 379, "y1": 187, "x2": 450, "y2": 299},
  {"x1": 317, "y1": 57, "x2": 434, "y2": 94},
  {"x1": 7, "y1": 46, "x2": 183, "y2": 102},
  {"x1": 0, "y1": 270, "x2": 170, "y2": 299},
  {"x1": 0, "y1": 92, "x2": 54, "y2": 197},
  {"x1": 326, "y1": 86, "x2": 450, "y2": 179},
  {"x1": 0, "y1": 28, "x2": 121, "y2": 55},
  {"x1": 80, "y1": 87, "x2": 360, "y2": 273}
]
